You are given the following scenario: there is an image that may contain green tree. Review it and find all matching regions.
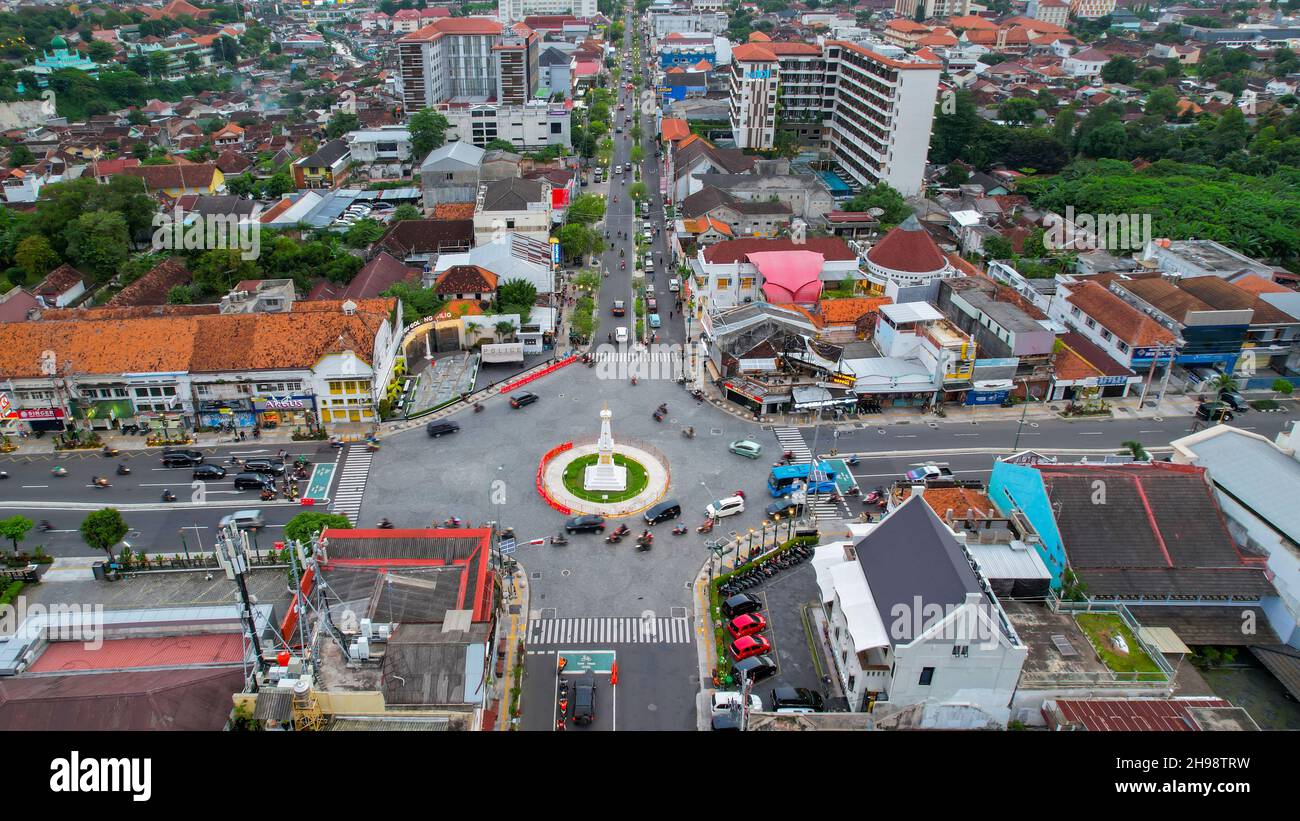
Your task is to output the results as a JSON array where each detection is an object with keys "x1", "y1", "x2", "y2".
[
  {"x1": 184, "y1": 51, "x2": 201, "y2": 71},
  {"x1": 496, "y1": 277, "x2": 538, "y2": 316},
  {"x1": 382, "y1": 281, "x2": 444, "y2": 326},
  {"x1": 15, "y1": 234, "x2": 59, "y2": 279},
  {"x1": 484, "y1": 139, "x2": 516, "y2": 151},
  {"x1": 494, "y1": 319, "x2": 516, "y2": 342},
  {"x1": 8, "y1": 144, "x2": 34, "y2": 167},
  {"x1": 0, "y1": 515, "x2": 33, "y2": 556},
  {"x1": 344, "y1": 218, "x2": 386, "y2": 248},
  {"x1": 628, "y1": 181, "x2": 647, "y2": 201},
  {"x1": 843, "y1": 183, "x2": 911, "y2": 225},
  {"x1": 998, "y1": 97, "x2": 1040, "y2": 126},
  {"x1": 283, "y1": 511, "x2": 351, "y2": 548},
  {"x1": 86, "y1": 40, "x2": 116, "y2": 62},
  {"x1": 982, "y1": 234, "x2": 1015, "y2": 260},
  {"x1": 190, "y1": 248, "x2": 258, "y2": 295},
  {"x1": 408, "y1": 108, "x2": 450, "y2": 159},
  {"x1": 1101, "y1": 56, "x2": 1138, "y2": 84},
  {"x1": 64, "y1": 211, "x2": 129, "y2": 280},
  {"x1": 1145, "y1": 86, "x2": 1179, "y2": 118},
  {"x1": 930, "y1": 89, "x2": 981, "y2": 165},
  {"x1": 567, "y1": 193, "x2": 606, "y2": 225},
  {"x1": 80, "y1": 508, "x2": 129, "y2": 560},
  {"x1": 326, "y1": 111, "x2": 360, "y2": 139},
  {"x1": 391, "y1": 204, "x2": 422, "y2": 221},
  {"x1": 1079, "y1": 121, "x2": 1128, "y2": 159}
]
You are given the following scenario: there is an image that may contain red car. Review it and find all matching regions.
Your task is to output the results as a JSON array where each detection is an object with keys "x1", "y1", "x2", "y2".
[
  {"x1": 727, "y1": 613, "x2": 768, "y2": 639},
  {"x1": 729, "y1": 634, "x2": 772, "y2": 661}
]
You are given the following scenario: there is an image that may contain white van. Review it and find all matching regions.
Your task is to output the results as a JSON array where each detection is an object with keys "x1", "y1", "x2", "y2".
[
  {"x1": 669, "y1": 278, "x2": 680, "y2": 293},
  {"x1": 615, "y1": 326, "x2": 629, "y2": 344},
  {"x1": 644, "y1": 257, "x2": 654, "y2": 274},
  {"x1": 711, "y1": 691, "x2": 762, "y2": 715}
]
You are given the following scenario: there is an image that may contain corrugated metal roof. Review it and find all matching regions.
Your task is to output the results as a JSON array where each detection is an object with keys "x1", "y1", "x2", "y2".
[
  {"x1": 1182, "y1": 429, "x2": 1300, "y2": 546},
  {"x1": 253, "y1": 689, "x2": 294, "y2": 721},
  {"x1": 328, "y1": 716, "x2": 451, "y2": 731},
  {"x1": 967, "y1": 542, "x2": 1052, "y2": 581}
]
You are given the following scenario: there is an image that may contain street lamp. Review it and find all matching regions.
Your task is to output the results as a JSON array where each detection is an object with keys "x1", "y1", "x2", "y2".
[
  {"x1": 747, "y1": 528, "x2": 756, "y2": 562},
  {"x1": 1011, "y1": 378, "x2": 1031, "y2": 452}
]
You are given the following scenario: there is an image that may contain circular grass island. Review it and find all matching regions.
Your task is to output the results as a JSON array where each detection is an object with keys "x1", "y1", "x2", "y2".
[{"x1": 561, "y1": 452, "x2": 649, "y2": 503}]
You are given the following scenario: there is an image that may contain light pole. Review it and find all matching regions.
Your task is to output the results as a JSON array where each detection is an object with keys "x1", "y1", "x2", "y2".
[{"x1": 1011, "y1": 378, "x2": 1031, "y2": 452}]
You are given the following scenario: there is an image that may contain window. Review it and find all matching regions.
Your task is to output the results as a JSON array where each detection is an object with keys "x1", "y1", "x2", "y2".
[
  {"x1": 847, "y1": 674, "x2": 856, "y2": 691},
  {"x1": 1070, "y1": 306, "x2": 1081, "y2": 317},
  {"x1": 1084, "y1": 317, "x2": 1096, "y2": 329},
  {"x1": 195, "y1": 384, "x2": 210, "y2": 396},
  {"x1": 918, "y1": 667, "x2": 935, "y2": 686},
  {"x1": 716, "y1": 278, "x2": 731, "y2": 289},
  {"x1": 952, "y1": 645, "x2": 969, "y2": 657},
  {"x1": 1100, "y1": 329, "x2": 1113, "y2": 342},
  {"x1": 1117, "y1": 340, "x2": 1129, "y2": 353}
]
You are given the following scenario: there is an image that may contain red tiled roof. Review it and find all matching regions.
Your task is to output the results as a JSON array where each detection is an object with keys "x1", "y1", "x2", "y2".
[
  {"x1": 702, "y1": 237, "x2": 856, "y2": 264},
  {"x1": 1063, "y1": 281, "x2": 1178, "y2": 347},
  {"x1": 867, "y1": 220, "x2": 947, "y2": 273},
  {"x1": 732, "y1": 43, "x2": 777, "y2": 62},
  {"x1": 1049, "y1": 699, "x2": 1232, "y2": 731},
  {"x1": 401, "y1": 18, "x2": 503, "y2": 40},
  {"x1": 29, "y1": 634, "x2": 246, "y2": 673},
  {"x1": 1231, "y1": 273, "x2": 1291, "y2": 296}
]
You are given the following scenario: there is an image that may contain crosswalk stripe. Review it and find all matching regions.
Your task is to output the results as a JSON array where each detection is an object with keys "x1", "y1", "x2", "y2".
[
  {"x1": 329, "y1": 446, "x2": 373, "y2": 524},
  {"x1": 523, "y1": 617, "x2": 696, "y2": 645}
]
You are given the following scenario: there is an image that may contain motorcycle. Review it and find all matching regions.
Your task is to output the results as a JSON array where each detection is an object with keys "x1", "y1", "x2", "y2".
[
  {"x1": 499, "y1": 527, "x2": 516, "y2": 540},
  {"x1": 39, "y1": 520, "x2": 53, "y2": 532},
  {"x1": 846, "y1": 456, "x2": 860, "y2": 466},
  {"x1": 294, "y1": 467, "x2": 309, "y2": 480},
  {"x1": 692, "y1": 389, "x2": 704, "y2": 403},
  {"x1": 474, "y1": 403, "x2": 484, "y2": 413},
  {"x1": 657, "y1": 403, "x2": 667, "y2": 414},
  {"x1": 605, "y1": 531, "x2": 624, "y2": 544},
  {"x1": 671, "y1": 524, "x2": 688, "y2": 535},
  {"x1": 620, "y1": 249, "x2": 625, "y2": 258},
  {"x1": 620, "y1": 260, "x2": 625, "y2": 270},
  {"x1": 681, "y1": 427, "x2": 695, "y2": 439},
  {"x1": 652, "y1": 410, "x2": 664, "y2": 423},
  {"x1": 161, "y1": 489, "x2": 176, "y2": 502},
  {"x1": 0, "y1": 471, "x2": 7, "y2": 480},
  {"x1": 443, "y1": 517, "x2": 463, "y2": 528},
  {"x1": 51, "y1": 466, "x2": 68, "y2": 477},
  {"x1": 550, "y1": 532, "x2": 568, "y2": 546},
  {"x1": 631, "y1": 375, "x2": 637, "y2": 386},
  {"x1": 377, "y1": 519, "x2": 395, "y2": 529},
  {"x1": 635, "y1": 539, "x2": 652, "y2": 552},
  {"x1": 260, "y1": 488, "x2": 276, "y2": 502},
  {"x1": 92, "y1": 477, "x2": 109, "y2": 488},
  {"x1": 116, "y1": 463, "x2": 131, "y2": 476},
  {"x1": 102, "y1": 446, "x2": 119, "y2": 457},
  {"x1": 697, "y1": 518, "x2": 715, "y2": 534}
]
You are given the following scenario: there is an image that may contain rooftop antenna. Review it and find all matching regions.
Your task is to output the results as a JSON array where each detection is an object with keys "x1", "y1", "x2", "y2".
[{"x1": 215, "y1": 524, "x2": 268, "y2": 687}]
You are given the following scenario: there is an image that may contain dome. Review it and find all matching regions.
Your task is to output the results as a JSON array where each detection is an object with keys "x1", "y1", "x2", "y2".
[
  {"x1": 866, "y1": 214, "x2": 949, "y2": 275},
  {"x1": 50, "y1": 35, "x2": 67, "y2": 50}
]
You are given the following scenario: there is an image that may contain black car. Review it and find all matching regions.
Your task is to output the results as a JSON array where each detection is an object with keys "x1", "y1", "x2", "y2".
[
  {"x1": 722, "y1": 593, "x2": 763, "y2": 620},
  {"x1": 233, "y1": 472, "x2": 275, "y2": 490},
  {"x1": 770, "y1": 686, "x2": 825, "y2": 712},
  {"x1": 1218, "y1": 390, "x2": 1249, "y2": 412},
  {"x1": 573, "y1": 681, "x2": 596, "y2": 726},
  {"x1": 192, "y1": 464, "x2": 227, "y2": 480},
  {"x1": 565, "y1": 514, "x2": 607, "y2": 533},
  {"x1": 510, "y1": 392, "x2": 539, "y2": 409},
  {"x1": 643, "y1": 498, "x2": 682, "y2": 525},
  {"x1": 765, "y1": 500, "x2": 805, "y2": 518},
  {"x1": 1196, "y1": 401, "x2": 1234, "y2": 422},
  {"x1": 426, "y1": 421, "x2": 460, "y2": 438},
  {"x1": 162, "y1": 451, "x2": 204, "y2": 468},
  {"x1": 241, "y1": 458, "x2": 285, "y2": 476},
  {"x1": 731, "y1": 654, "x2": 778, "y2": 683}
]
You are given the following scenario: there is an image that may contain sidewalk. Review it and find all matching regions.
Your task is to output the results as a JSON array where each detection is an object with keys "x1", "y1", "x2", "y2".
[
  {"x1": 493, "y1": 559, "x2": 529, "y2": 731},
  {"x1": 6, "y1": 425, "x2": 314, "y2": 456}
]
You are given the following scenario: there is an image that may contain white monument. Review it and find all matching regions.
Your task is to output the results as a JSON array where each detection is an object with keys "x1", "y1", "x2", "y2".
[{"x1": 584, "y1": 404, "x2": 628, "y2": 491}]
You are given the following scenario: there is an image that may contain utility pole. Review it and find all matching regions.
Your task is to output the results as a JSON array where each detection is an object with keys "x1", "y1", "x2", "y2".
[
  {"x1": 215, "y1": 525, "x2": 267, "y2": 688},
  {"x1": 1012, "y1": 378, "x2": 1031, "y2": 451}
]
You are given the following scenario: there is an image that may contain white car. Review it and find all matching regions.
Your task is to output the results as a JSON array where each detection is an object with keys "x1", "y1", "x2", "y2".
[
  {"x1": 706, "y1": 495, "x2": 745, "y2": 519},
  {"x1": 669, "y1": 278, "x2": 680, "y2": 293},
  {"x1": 615, "y1": 326, "x2": 629, "y2": 344},
  {"x1": 710, "y1": 691, "x2": 762, "y2": 715}
]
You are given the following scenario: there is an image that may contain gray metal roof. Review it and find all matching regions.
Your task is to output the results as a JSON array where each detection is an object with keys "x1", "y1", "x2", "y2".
[
  {"x1": 420, "y1": 140, "x2": 485, "y2": 171},
  {"x1": 1183, "y1": 429, "x2": 1300, "y2": 546}
]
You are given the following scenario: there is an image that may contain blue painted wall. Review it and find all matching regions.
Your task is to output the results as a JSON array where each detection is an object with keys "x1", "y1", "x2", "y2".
[{"x1": 989, "y1": 461, "x2": 1066, "y2": 589}]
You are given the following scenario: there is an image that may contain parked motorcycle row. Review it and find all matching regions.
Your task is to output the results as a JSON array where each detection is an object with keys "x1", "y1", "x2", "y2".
[{"x1": 718, "y1": 544, "x2": 814, "y2": 598}]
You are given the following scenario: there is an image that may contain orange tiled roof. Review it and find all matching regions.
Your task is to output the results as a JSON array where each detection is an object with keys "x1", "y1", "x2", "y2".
[
  {"x1": 433, "y1": 202, "x2": 475, "y2": 220},
  {"x1": 1064, "y1": 281, "x2": 1178, "y2": 347},
  {"x1": 920, "y1": 487, "x2": 997, "y2": 520},
  {"x1": 817, "y1": 297, "x2": 891, "y2": 324},
  {"x1": 661, "y1": 118, "x2": 691, "y2": 142},
  {"x1": 1231, "y1": 274, "x2": 1291, "y2": 296},
  {"x1": 443, "y1": 299, "x2": 484, "y2": 317},
  {"x1": 1053, "y1": 340, "x2": 1104, "y2": 382},
  {"x1": 732, "y1": 43, "x2": 777, "y2": 62}
]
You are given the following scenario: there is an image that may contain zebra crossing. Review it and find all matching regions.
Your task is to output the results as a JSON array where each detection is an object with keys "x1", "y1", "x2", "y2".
[
  {"x1": 592, "y1": 350, "x2": 680, "y2": 363},
  {"x1": 528, "y1": 616, "x2": 693, "y2": 646},
  {"x1": 772, "y1": 427, "x2": 843, "y2": 520},
  {"x1": 329, "y1": 446, "x2": 373, "y2": 524},
  {"x1": 773, "y1": 426, "x2": 813, "y2": 462}
]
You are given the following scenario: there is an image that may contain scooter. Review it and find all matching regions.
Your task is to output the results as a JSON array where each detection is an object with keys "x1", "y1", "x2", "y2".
[
  {"x1": 116, "y1": 463, "x2": 131, "y2": 476},
  {"x1": 635, "y1": 538, "x2": 652, "y2": 552},
  {"x1": 846, "y1": 456, "x2": 860, "y2": 466},
  {"x1": 260, "y1": 488, "x2": 276, "y2": 502},
  {"x1": 681, "y1": 427, "x2": 695, "y2": 439},
  {"x1": 551, "y1": 532, "x2": 568, "y2": 546},
  {"x1": 606, "y1": 531, "x2": 624, "y2": 544},
  {"x1": 657, "y1": 403, "x2": 667, "y2": 414},
  {"x1": 697, "y1": 518, "x2": 714, "y2": 534},
  {"x1": 161, "y1": 489, "x2": 176, "y2": 502},
  {"x1": 377, "y1": 519, "x2": 395, "y2": 529},
  {"x1": 474, "y1": 403, "x2": 484, "y2": 413},
  {"x1": 51, "y1": 466, "x2": 67, "y2": 477},
  {"x1": 652, "y1": 410, "x2": 664, "y2": 422},
  {"x1": 443, "y1": 517, "x2": 462, "y2": 528},
  {"x1": 671, "y1": 524, "x2": 688, "y2": 535},
  {"x1": 92, "y1": 477, "x2": 110, "y2": 488},
  {"x1": 39, "y1": 520, "x2": 54, "y2": 532},
  {"x1": 102, "y1": 446, "x2": 119, "y2": 457}
]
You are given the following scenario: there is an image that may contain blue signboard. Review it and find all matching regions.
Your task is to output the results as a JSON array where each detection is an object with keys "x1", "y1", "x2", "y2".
[
  {"x1": 965, "y1": 389, "x2": 1010, "y2": 406},
  {"x1": 550, "y1": 239, "x2": 561, "y2": 265},
  {"x1": 1096, "y1": 375, "x2": 1128, "y2": 386}
]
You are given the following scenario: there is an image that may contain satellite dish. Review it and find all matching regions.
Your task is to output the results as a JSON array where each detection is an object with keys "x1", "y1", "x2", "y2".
[{"x1": 867, "y1": 207, "x2": 885, "y2": 217}]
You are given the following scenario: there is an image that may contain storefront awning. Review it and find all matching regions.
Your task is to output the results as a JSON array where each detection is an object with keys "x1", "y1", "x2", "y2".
[{"x1": 73, "y1": 400, "x2": 135, "y2": 421}]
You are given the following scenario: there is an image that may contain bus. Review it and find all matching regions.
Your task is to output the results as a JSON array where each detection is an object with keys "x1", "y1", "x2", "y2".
[{"x1": 768, "y1": 462, "x2": 839, "y2": 498}]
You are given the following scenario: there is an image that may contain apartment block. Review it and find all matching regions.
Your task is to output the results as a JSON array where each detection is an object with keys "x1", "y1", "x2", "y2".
[
  {"x1": 893, "y1": 0, "x2": 971, "y2": 19},
  {"x1": 1069, "y1": 0, "x2": 1116, "y2": 19},
  {"x1": 397, "y1": 18, "x2": 507, "y2": 112},
  {"x1": 497, "y1": 0, "x2": 597, "y2": 23},
  {"x1": 495, "y1": 23, "x2": 541, "y2": 105}
]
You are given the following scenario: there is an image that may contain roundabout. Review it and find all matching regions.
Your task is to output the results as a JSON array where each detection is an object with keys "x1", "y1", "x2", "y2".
[{"x1": 540, "y1": 406, "x2": 670, "y2": 517}]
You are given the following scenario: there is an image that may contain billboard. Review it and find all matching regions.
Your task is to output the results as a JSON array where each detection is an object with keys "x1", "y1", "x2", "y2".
[
  {"x1": 481, "y1": 342, "x2": 525, "y2": 364},
  {"x1": 551, "y1": 187, "x2": 571, "y2": 209}
]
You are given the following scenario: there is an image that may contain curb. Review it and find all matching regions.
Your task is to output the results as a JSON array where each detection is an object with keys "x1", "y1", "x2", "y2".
[
  {"x1": 826, "y1": 445, "x2": 1174, "y2": 459},
  {"x1": 0, "y1": 499, "x2": 303, "y2": 512}
]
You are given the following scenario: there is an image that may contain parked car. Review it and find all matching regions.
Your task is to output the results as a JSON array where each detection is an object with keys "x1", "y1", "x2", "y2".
[
  {"x1": 510, "y1": 392, "x2": 539, "y2": 409},
  {"x1": 710, "y1": 690, "x2": 763, "y2": 715},
  {"x1": 242, "y1": 458, "x2": 285, "y2": 476},
  {"x1": 426, "y1": 421, "x2": 460, "y2": 438},
  {"x1": 1218, "y1": 390, "x2": 1249, "y2": 412},
  {"x1": 648, "y1": 313, "x2": 661, "y2": 329},
  {"x1": 565, "y1": 514, "x2": 607, "y2": 534},
  {"x1": 192, "y1": 464, "x2": 227, "y2": 480},
  {"x1": 770, "y1": 686, "x2": 824, "y2": 712},
  {"x1": 905, "y1": 465, "x2": 952, "y2": 482},
  {"x1": 573, "y1": 681, "x2": 596, "y2": 725},
  {"x1": 646, "y1": 297, "x2": 658, "y2": 313},
  {"x1": 615, "y1": 327, "x2": 629, "y2": 344},
  {"x1": 729, "y1": 634, "x2": 772, "y2": 661},
  {"x1": 727, "y1": 613, "x2": 768, "y2": 639},
  {"x1": 706, "y1": 495, "x2": 746, "y2": 519},
  {"x1": 721, "y1": 593, "x2": 763, "y2": 620},
  {"x1": 764, "y1": 499, "x2": 804, "y2": 518},
  {"x1": 729, "y1": 440, "x2": 762, "y2": 459},
  {"x1": 730, "y1": 654, "x2": 778, "y2": 683},
  {"x1": 162, "y1": 451, "x2": 204, "y2": 467},
  {"x1": 710, "y1": 712, "x2": 742, "y2": 731},
  {"x1": 668, "y1": 278, "x2": 680, "y2": 292},
  {"x1": 233, "y1": 472, "x2": 274, "y2": 490},
  {"x1": 1196, "y1": 401, "x2": 1234, "y2": 422},
  {"x1": 219, "y1": 509, "x2": 265, "y2": 531}
]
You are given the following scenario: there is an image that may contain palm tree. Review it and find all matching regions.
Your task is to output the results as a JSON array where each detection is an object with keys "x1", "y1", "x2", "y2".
[
  {"x1": 494, "y1": 320, "x2": 516, "y2": 343},
  {"x1": 1121, "y1": 440, "x2": 1149, "y2": 461},
  {"x1": 1207, "y1": 373, "x2": 1238, "y2": 398}
]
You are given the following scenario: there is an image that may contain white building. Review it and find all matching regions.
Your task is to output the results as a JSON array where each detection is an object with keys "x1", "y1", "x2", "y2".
[
  {"x1": 894, "y1": 0, "x2": 971, "y2": 18},
  {"x1": 497, "y1": 0, "x2": 597, "y2": 23},
  {"x1": 1048, "y1": 279, "x2": 1181, "y2": 370},
  {"x1": 1027, "y1": 0, "x2": 1070, "y2": 26},
  {"x1": 430, "y1": 232, "x2": 555, "y2": 297},
  {"x1": 813, "y1": 495, "x2": 1028, "y2": 723},
  {"x1": 1069, "y1": 0, "x2": 1117, "y2": 19},
  {"x1": 473, "y1": 177, "x2": 554, "y2": 246},
  {"x1": 345, "y1": 126, "x2": 413, "y2": 180},
  {"x1": 397, "y1": 18, "x2": 504, "y2": 112},
  {"x1": 439, "y1": 100, "x2": 572, "y2": 150},
  {"x1": 694, "y1": 237, "x2": 861, "y2": 311},
  {"x1": 1062, "y1": 47, "x2": 1109, "y2": 78}
]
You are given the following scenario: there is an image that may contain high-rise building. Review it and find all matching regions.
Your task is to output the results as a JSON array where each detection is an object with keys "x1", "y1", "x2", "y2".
[
  {"x1": 1069, "y1": 0, "x2": 1116, "y2": 19},
  {"x1": 728, "y1": 40, "x2": 941, "y2": 196},
  {"x1": 497, "y1": 0, "x2": 597, "y2": 23},
  {"x1": 397, "y1": 18, "x2": 509, "y2": 112},
  {"x1": 893, "y1": 0, "x2": 970, "y2": 20},
  {"x1": 495, "y1": 23, "x2": 541, "y2": 105}
]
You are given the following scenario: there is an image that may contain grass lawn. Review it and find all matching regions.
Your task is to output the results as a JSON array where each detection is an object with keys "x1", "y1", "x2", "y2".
[
  {"x1": 561, "y1": 453, "x2": 649, "y2": 503},
  {"x1": 1075, "y1": 613, "x2": 1160, "y2": 675}
]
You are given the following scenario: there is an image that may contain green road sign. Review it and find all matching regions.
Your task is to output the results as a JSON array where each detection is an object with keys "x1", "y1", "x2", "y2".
[{"x1": 558, "y1": 650, "x2": 616, "y2": 674}]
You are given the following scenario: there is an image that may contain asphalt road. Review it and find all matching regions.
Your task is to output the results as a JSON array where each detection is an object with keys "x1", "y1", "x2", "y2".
[{"x1": 0, "y1": 442, "x2": 339, "y2": 557}]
